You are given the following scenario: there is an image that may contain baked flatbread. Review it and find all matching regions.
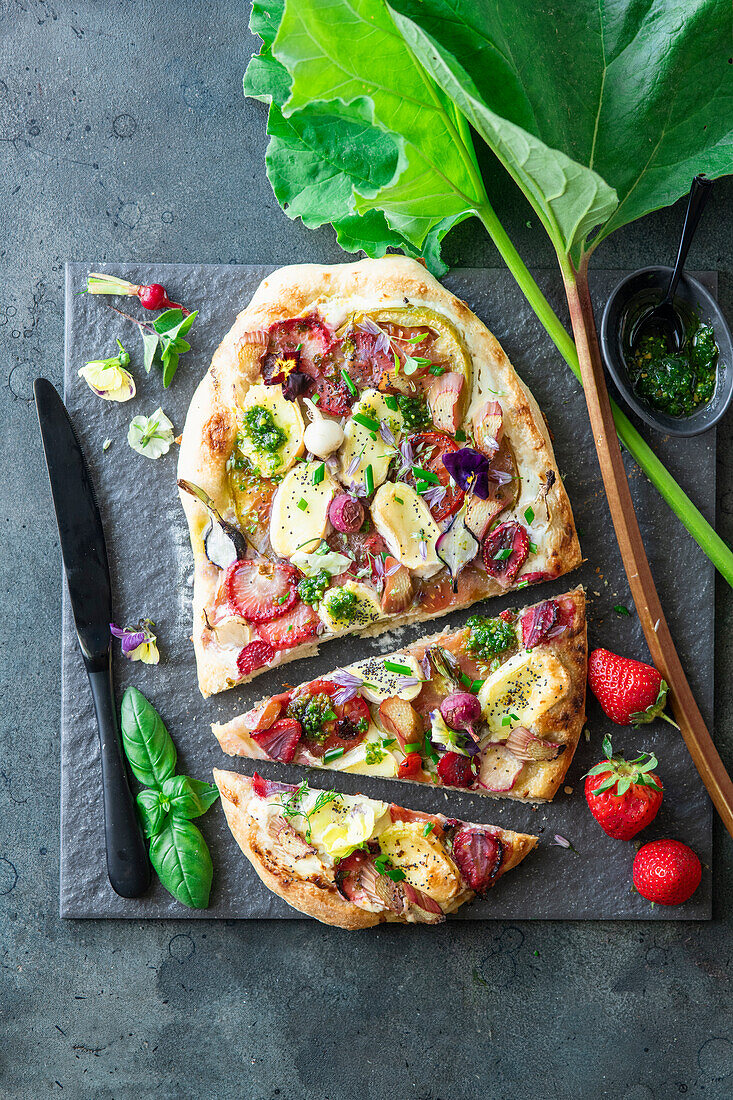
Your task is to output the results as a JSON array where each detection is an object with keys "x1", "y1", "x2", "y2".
[
  {"x1": 179, "y1": 257, "x2": 581, "y2": 696},
  {"x1": 214, "y1": 770, "x2": 537, "y2": 928},
  {"x1": 214, "y1": 588, "x2": 587, "y2": 803}
]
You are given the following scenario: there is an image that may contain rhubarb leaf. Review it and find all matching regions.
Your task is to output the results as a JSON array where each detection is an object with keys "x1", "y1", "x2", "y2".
[{"x1": 389, "y1": 0, "x2": 733, "y2": 247}]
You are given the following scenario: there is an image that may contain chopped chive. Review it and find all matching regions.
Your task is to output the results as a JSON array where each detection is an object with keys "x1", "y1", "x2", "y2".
[
  {"x1": 340, "y1": 368, "x2": 357, "y2": 397},
  {"x1": 384, "y1": 660, "x2": 413, "y2": 675},
  {"x1": 393, "y1": 349, "x2": 400, "y2": 373},
  {"x1": 313, "y1": 463, "x2": 325, "y2": 486},
  {"x1": 311, "y1": 393, "x2": 320, "y2": 404},
  {"x1": 469, "y1": 678, "x2": 485, "y2": 693},
  {"x1": 501, "y1": 716, "x2": 512, "y2": 726},
  {"x1": 515, "y1": 580, "x2": 529, "y2": 589},
  {"x1": 385, "y1": 394, "x2": 399, "y2": 412},
  {"x1": 386, "y1": 866, "x2": 406, "y2": 882},
  {"x1": 297, "y1": 497, "x2": 309, "y2": 511},
  {"x1": 381, "y1": 737, "x2": 396, "y2": 747},
  {"x1": 614, "y1": 604, "x2": 631, "y2": 616},
  {"x1": 394, "y1": 495, "x2": 404, "y2": 505},
  {"x1": 412, "y1": 465, "x2": 440, "y2": 484},
  {"x1": 455, "y1": 429, "x2": 466, "y2": 442},
  {"x1": 429, "y1": 365, "x2": 447, "y2": 376},
  {"x1": 494, "y1": 547, "x2": 513, "y2": 561},
  {"x1": 365, "y1": 464, "x2": 374, "y2": 495},
  {"x1": 524, "y1": 506, "x2": 535, "y2": 524},
  {"x1": 529, "y1": 541, "x2": 538, "y2": 554},
  {"x1": 422, "y1": 822, "x2": 435, "y2": 837},
  {"x1": 353, "y1": 412, "x2": 380, "y2": 433},
  {"x1": 404, "y1": 741, "x2": 422, "y2": 754},
  {"x1": 276, "y1": 594, "x2": 289, "y2": 604},
  {"x1": 324, "y1": 747, "x2": 345, "y2": 763}
]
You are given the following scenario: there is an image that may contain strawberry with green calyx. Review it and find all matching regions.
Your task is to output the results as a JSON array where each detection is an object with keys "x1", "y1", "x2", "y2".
[
  {"x1": 633, "y1": 839, "x2": 702, "y2": 906},
  {"x1": 588, "y1": 648, "x2": 679, "y2": 727},
  {"x1": 583, "y1": 735, "x2": 663, "y2": 840}
]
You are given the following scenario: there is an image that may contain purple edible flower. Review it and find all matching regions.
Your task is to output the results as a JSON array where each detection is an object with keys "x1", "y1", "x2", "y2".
[
  {"x1": 379, "y1": 421, "x2": 397, "y2": 448},
  {"x1": 110, "y1": 622, "x2": 147, "y2": 655},
  {"x1": 332, "y1": 668, "x2": 364, "y2": 705},
  {"x1": 110, "y1": 619, "x2": 159, "y2": 664},
  {"x1": 442, "y1": 447, "x2": 492, "y2": 500},
  {"x1": 397, "y1": 437, "x2": 415, "y2": 478},
  {"x1": 421, "y1": 483, "x2": 447, "y2": 510}
]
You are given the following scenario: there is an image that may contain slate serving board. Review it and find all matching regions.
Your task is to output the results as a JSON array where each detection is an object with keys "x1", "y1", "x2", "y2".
[{"x1": 60, "y1": 263, "x2": 715, "y2": 920}]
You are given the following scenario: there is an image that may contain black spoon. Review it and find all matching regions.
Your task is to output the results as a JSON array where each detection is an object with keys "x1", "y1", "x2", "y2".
[{"x1": 630, "y1": 174, "x2": 714, "y2": 353}]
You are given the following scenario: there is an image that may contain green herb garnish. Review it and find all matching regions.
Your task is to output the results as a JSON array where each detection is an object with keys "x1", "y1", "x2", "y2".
[
  {"x1": 281, "y1": 782, "x2": 339, "y2": 842},
  {"x1": 353, "y1": 412, "x2": 380, "y2": 433},
  {"x1": 341, "y1": 368, "x2": 357, "y2": 397},
  {"x1": 364, "y1": 463, "x2": 374, "y2": 495},
  {"x1": 313, "y1": 463, "x2": 325, "y2": 486},
  {"x1": 297, "y1": 497, "x2": 309, "y2": 511},
  {"x1": 524, "y1": 506, "x2": 535, "y2": 524},
  {"x1": 614, "y1": 604, "x2": 631, "y2": 616},
  {"x1": 422, "y1": 822, "x2": 435, "y2": 837}
]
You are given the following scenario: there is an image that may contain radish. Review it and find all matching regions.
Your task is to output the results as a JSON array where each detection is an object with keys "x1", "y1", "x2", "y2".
[{"x1": 86, "y1": 272, "x2": 189, "y2": 314}]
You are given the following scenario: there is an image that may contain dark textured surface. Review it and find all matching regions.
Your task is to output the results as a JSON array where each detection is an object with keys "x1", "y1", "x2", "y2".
[
  {"x1": 2, "y1": 2, "x2": 733, "y2": 1097},
  {"x1": 61, "y1": 262, "x2": 715, "y2": 921}
]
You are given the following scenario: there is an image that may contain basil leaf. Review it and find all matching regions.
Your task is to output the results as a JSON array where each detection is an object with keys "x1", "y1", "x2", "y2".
[
  {"x1": 160, "y1": 343, "x2": 179, "y2": 388},
  {"x1": 149, "y1": 818, "x2": 213, "y2": 910},
  {"x1": 160, "y1": 775, "x2": 219, "y2": 820},
  {"x1": 120, "y1": 686, "x2": 177, "y2": 789},
  {"x1": 136, "y1": 788, "x2": 169, "y2": 839},
  {"x1": 141, "y1": 328, "x2": 160, "y2": 374}
]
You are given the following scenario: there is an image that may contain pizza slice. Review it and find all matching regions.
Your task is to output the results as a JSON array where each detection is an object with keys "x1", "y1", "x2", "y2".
[
  {"x1": 213, "y1": 588, "x2": 587, "y2": 803},
  {"x1": 214, "y1": 770, "x2": 537, "y2": 928},
  {"x1": 178, "y1": 256, "x2": 581, "y2": 696}
]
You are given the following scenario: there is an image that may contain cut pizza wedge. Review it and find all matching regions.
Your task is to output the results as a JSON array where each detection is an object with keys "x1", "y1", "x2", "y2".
[
  {"x1": 178, "y1": 256, "x2": 581, "y2": 696},
  {"x1": 214, "y1": 770, "x2": 537, "y2": 929},
  {"x1": 213, "y1": 587, "x2": 587, "y2": 803}
]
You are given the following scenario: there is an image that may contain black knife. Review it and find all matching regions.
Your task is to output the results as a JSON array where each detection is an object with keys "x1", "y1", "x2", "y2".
[{"x1": 35, "y1": 378, "x2": 151, "y2": 899}]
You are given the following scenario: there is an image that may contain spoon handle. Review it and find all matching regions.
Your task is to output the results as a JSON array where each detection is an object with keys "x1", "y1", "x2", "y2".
[{"x1": 665, "y1": 174, "x2": 713, "y2": 303}]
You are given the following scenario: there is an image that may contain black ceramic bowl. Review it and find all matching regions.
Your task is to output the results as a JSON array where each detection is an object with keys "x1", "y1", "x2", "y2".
[{"x1": 599, "y1": 266, "x2": 733, "y2": 437}]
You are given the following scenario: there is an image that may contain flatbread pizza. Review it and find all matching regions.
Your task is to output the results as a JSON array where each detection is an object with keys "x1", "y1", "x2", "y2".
[
  {"x1": 178, "y1": 257, "x2": 581, "y2": 696},
  {"x1": 214, "y1": 588, "x2": 587, "y2": 803},
  {"x1": 214, "y1": 770, "x2": 537, "y2": 928}
]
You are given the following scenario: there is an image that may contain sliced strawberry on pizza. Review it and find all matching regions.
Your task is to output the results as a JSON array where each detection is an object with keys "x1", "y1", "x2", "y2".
[
  {"x1": 214, "y1": 770, "x2": 537, "y2": 929},
  {"x1": 178, "y1": 256, "x2": 581, "y2": 697},
  {"x1": 213, "y1": 588, "x2": 587, "y2": 803}
]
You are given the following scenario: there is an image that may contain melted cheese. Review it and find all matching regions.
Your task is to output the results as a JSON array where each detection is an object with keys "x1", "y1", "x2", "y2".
[
  {"x1": 378, "y1": 821, "x2": 461, "y2": 903},
  {"x1": 478, "y1": 649, "x2": 570, "y2": 738}
]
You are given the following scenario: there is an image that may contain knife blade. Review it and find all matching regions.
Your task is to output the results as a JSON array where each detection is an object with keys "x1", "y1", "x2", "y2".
[{"x1": 35, "y1": 378, "x2": 150, "y2": 899}]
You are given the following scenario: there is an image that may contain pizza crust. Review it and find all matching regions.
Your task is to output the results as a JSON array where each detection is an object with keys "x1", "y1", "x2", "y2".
[
  {"x1": 179, "y1": 256, "x2": 581, "y2": 696},
  {"x1": 213, "y1": 769, "x2": 538, "y2": 928},
  {"x1": 213, "y1": 587, "x2": 587, "y2": 803}
]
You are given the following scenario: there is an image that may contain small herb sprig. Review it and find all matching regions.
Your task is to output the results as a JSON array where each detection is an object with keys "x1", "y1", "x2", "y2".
[
  {"x1": 120, "y1": 686, "x2": 218, "y2": 908},
  {"x1": 280, "y1": 781, "x2": 339, "y2": 843},
  {"x1": 112, "y1": 305, "x2": 198, "y2": 387}
]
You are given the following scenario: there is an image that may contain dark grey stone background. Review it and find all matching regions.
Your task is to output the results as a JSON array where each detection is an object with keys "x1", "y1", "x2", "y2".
[
  {"x1": 2, "y1": 2, "x2": 733, "y2": 1097},
  {"x1": 60, "y1": 262, "x2": 715, "y2": 921}
]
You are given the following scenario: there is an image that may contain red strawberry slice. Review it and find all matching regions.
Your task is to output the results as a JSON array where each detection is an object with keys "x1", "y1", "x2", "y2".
[
  {"x1": 520, "y1": 598, "x2": 558, "y2": 648},
  {"x1": 518, "y1": 569, "x2": 558, "y2": 586},
  {"x1": 252, "y1": 717, "x2": 303, "y2": 763},
  {"x1": 437, "y1": 751, "x2": 475, "y2": 789},
  {"x1": 451, "y1": 827, "x2": 503, "y2": 893},
  {"x1": 225, "y1": 560, "x2": 297, "y2": 622},
  {"x1": 237, "y1": 640, "x2": 275, "y2": 677},
  {"x1": 258, "y1": 600, "x2": 320, "y2": 650},
  {"x1": 482, "y1": 521, "x2": 529, "y2": 586}
]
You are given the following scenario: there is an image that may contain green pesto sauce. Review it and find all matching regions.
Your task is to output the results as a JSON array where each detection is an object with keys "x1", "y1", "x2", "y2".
[
  {"x1": 326, "y1": 588, "x2": 358, "y2": 622},
  {"x1": 626, "y1": 319, "x2": 718, "y2": 418},
  {"x1": 244, "y1": 405, "x2": 287, "y2": 453}
]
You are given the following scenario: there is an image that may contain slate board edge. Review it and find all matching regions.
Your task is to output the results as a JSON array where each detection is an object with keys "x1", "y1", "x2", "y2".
[{"x1": 59, "y1": 262, "x2": 715, "y2": 921}]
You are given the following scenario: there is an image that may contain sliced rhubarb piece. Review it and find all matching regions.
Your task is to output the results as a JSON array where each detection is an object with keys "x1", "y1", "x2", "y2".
[
  {"x1": 472, "y1": 400, "x2": 503, "y2": 455},
  {"x1": 378, "y1": 696, "x2": 423, "y2": 750},
  {"x1": 237, "y1": 640, "x2": 275, "y2": 677},
  {"x1": 464, "y1": 493, "x2": 506, "y2": 542},
  {"x1": 380, "y1": 557, "x2": 413, "y2": 614},
  {"x1": 225, "y1": 560, "x2": 298, "y2": 622},
  {"x1": 402, "y1": 880, "x2": 445, "y2": 923},
  {"x1": 437, "y1": 751, "x2": 475, "y2": 789},
  {"x1": 252, "y1": 771, "x2": 295, "y2": 798},
  {"x1": 427, "y1": 371, "x2": 464, "y2": 433},
  {"x1": 520, "y1": 598, "x2": 559, "y2": 648},
  {"x1": 478, "y1": 744, "x2": 524, "y2": 792},
  {"x1": 504, "y1": 726, "x2": 562, "y2": 763},
  {"x1": 252, "y1": 717, "x2": 303, "y2": 763},
  {"x1": 451, "y1": 827, "x2": 503, "y2": 893},
  {"x1": 482, "y1": 521, "x2": 529, "y2": 586},
  {"x1": 257, "y1": 600, "x2": 320, "y2": 650}
]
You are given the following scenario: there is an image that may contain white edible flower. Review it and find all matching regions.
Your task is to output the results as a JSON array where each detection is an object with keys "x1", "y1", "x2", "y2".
[
  {"x1": 128, "y1": 407, "x2": 175, "y2": 459},
  {"x1": 78, "y1": 340, "x2": 136, "y2": 402}
]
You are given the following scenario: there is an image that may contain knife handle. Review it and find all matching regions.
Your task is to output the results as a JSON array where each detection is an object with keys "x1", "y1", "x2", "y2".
[{"x1": 86, "y1": 659, "x2": 151, "y2": 898}]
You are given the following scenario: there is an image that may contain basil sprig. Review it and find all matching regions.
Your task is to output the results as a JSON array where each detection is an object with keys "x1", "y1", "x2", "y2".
[
  {"x1": 120, "y1": 686, "x2": 218, "y2": 909},
  {"x1": 139, "y1": 308, "x2": 198, "y2": 387}
]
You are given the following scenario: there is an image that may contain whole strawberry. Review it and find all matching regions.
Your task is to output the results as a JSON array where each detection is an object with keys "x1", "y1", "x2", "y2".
[
  {"x1": 584, "y1": 736, "x2": 663, "y2": 839},
  {"x1": 588, "y1": 648, "x2": 677, "y2": 727},
  {"x1": 633, "y1": 839, "x2": 702, "y2": 905}
]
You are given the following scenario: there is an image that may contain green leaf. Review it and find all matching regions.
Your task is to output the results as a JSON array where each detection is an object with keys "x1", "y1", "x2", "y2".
[
  {"x1": 136, "y1": 788, "x2": 169, "y2": 838},
  {"x1": 149, "y1": 817, "x2": 213, "y2": 909},
  {"x1": 602, "y1": 734, "x2": 613, "y2": 760},
  {"x1": 389, "y1": 0, "x2": 733, "y2": 249},
  {"x1": 616, "y1": 776, "x2": 631, "y2": 796},
  {"x1": 120, "y1": 686, "x2": 176, "y2": 789},
  {"x1": 161, "y1": 775, "x2": 219, "y2": 820},
  {"x1": 141, "y1": 328, "x2": 159, "y2": 374},
  {"x1": 388, "y1": 6, "x2": 618, "y2": 258},
  {"x1": 161, "y1": 344, "x2": 179, "y2": 388}
]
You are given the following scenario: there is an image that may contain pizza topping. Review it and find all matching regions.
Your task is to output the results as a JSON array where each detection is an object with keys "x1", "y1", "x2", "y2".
[
  {"x1": 435, "y1": 505, "x2": 480, "y2": 590},
  {"x1": 442, "y1": 446, "x2": 492, "y2": 500},
  {"x1": 236, "y1": 639, "x2": 275, "y2": 677},
  {"x1": 407, "y1": 431, "x2": 463, "y2": 522},
  {"x1": 178, "y1": 479, "x2": 248, "y2": 571},
  {"x1": 296, "y1": 569, "x2": 330, "y2": 605},
  {"x1": 328, "y1": 492, "x2": 365, "y2": 533},
  {"x1": 243, "y1": 693, "x2": 291, "y2": 732},
  {"x1": 370, "y1": 482, "x2": 442, "y2": 578},
  {"x1": 378, "y1": 696, "x2": 424, "y2": 750},
  {"x1": 478, "y1": 649, "x2": 570, "y2": 737},
  {"x1": 520, "y1": 598, "x2": 559, "y2": 648},
  {"x1": 437, "y1": 751, "x2": 476, "y2": 788},
  {"x1": 251, "y1": 771, "x2": 293, "y2": 799},
  {"x1": 338, "y1": 389, "x2": 403, "y2": 491},
  {"x1": 380, "y1": 557, "x2": 413, "y2": 614},
  {"x1": 464, "y1": 494, "x2": 506, "y2": 543},
  {"x1": 472, "y1": 400, "x2": 504, "y2": 455},
  {"x1": 252, "y1": 717, "x2": 303, "y2": 763},
  {"x1": 477, "y1": 744, "x2": 524, "y2": 791},
  {"x1": 257, "y1": 600, "x2": 321, "y2": 650},
  {"x1": 451, "y1": 827, "x2": 503, "y2": 893},
  {"x1": 426, "y1": 370, "x2": 465, "y2": 433},
  {"x1": 378, "y1": 821, "x2": 459, "y2": 907},
  {"x1": 440, "y1": 691, "x2": 482, "y2": 743},
  {"x1": 303, "y1": 416, "x2": 344, "y2": 459},
  {"x1": 319, "y1": 580, "x2": 382, "y2": 630},
  {"x1": 465, "y1": 614, "x2": 517, "y2": 661},
  {"x1": 347, "y1": 654, "x2": 423, "y2": 703},
  {"x1": 224, "y1": 560, "x2": 297, "y2": 622},
  {"x1": 482, "y1": 521, "x2": 529, "y2": 585},
  {"x1": 269, "y1": 460, "x2": 338, "y2": 557},
  {"x1": 504, "y1": 726, "x2": 562, "y2": 762},
  {"x1": 237, "y1": 383, "x2": 305, "y2": 476},
  {"x1": 286, "y1": 693, "x2": 336, "y2": 742}
]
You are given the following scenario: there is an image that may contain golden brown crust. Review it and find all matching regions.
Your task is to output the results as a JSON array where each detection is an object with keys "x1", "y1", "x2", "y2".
[
  {"x1": 213, "y1": 769, "x2": 537, "y2": 928},
  {"x1": 213, "y1": 587, "x2": 587, "y2": 803},
  {"x1": 179, "y1": 256, "x2": 581, "y2": 697}
]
